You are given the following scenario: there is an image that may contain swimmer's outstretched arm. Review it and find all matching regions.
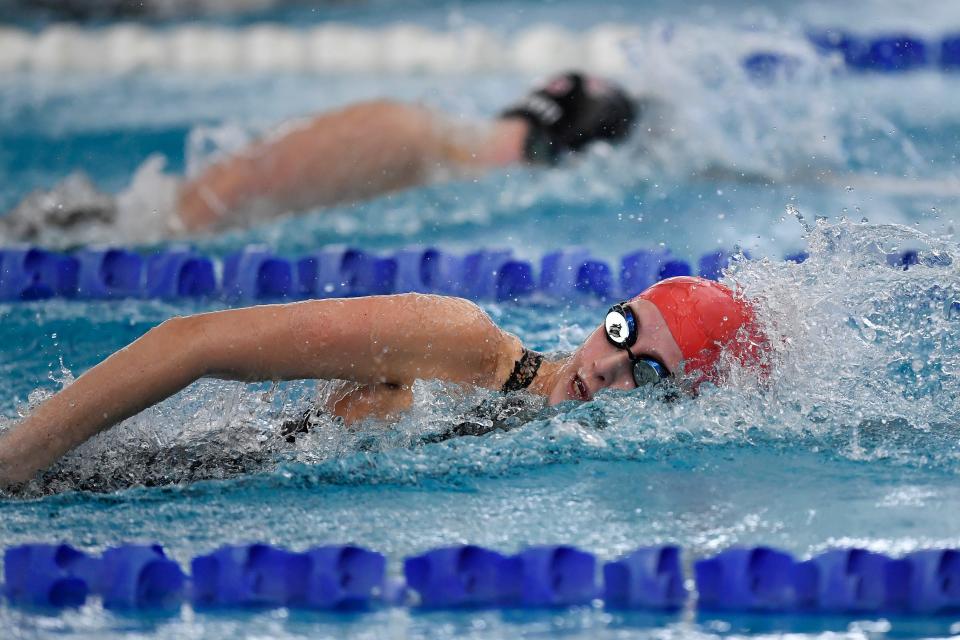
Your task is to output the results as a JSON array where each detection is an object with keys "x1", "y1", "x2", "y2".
[
  {"x1": 176, "y1": 101, "x2": 528, "y2": 230},
  {"x1": 0, "y1": 294, "x2": 522, "y2": 488}
]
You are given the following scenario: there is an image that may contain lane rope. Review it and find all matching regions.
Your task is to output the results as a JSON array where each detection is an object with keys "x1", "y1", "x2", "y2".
[
  {"x1": 4, "y1": 542, "x2": 956, "y2": 613},
  {"x1": 0, "y1": 244, "x2": 923, "y2": 303},
  {"x1": 0, "y1": 24, "x2": 953, "y2": 75},
  {"x1": 0, "y1": 244, "x2": 834, "y2": 303}
]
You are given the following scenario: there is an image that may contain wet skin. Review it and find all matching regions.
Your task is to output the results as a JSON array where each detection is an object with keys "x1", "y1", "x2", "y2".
[{"x1": 546, "y1": 298, "x2": 684, "y2": 405}]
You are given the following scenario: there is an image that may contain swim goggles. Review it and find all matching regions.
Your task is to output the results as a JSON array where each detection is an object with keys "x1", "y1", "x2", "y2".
[{"x1": 604, "y1": 302, "x2": 669, "y2": 387}]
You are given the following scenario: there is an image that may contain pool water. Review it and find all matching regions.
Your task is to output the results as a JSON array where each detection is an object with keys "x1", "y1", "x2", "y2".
[{"x1": 4, "y1": 1, "x2": 960, "y2": 637}]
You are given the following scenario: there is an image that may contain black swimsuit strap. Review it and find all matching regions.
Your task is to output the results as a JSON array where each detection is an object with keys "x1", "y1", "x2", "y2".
[{"x1": 501, "y1": 348, "x2": 544, "y2": 393}]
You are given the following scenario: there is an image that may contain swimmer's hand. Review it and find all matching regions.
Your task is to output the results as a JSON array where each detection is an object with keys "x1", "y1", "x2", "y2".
[{"x1": 500, "y1": 71, "x2": 637, "y2": 164}]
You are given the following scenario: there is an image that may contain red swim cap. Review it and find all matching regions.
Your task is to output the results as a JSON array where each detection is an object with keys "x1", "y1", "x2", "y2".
[{"x1": 638, "y1": 276, "x2": 766, "y2": 382}]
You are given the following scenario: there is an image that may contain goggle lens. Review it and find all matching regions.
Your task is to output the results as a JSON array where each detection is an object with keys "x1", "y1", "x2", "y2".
[
  {"x1": 632, "y1": 357, "x2": 667, "y2": 387},
  {"x1": 604, "y1": 305, "x2": 636, "y2": 347}
]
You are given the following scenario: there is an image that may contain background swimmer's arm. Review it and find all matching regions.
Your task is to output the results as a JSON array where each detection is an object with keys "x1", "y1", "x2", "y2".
[
  {"x1": 176, "y1": 100, "x2": 528, "y2": 230},
  {"x1": 0, "y1": 294, "x2": 522, "y2": 486}
]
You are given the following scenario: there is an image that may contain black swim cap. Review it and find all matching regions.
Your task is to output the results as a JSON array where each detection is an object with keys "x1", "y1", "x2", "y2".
[{"x1": 500, "y1": 71, "x2": 638, "y2": 163}]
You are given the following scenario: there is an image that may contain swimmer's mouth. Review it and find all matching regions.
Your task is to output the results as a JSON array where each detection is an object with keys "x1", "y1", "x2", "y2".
[{"x1": 571, "y1": 374, "x2": 591, "y2": 402}]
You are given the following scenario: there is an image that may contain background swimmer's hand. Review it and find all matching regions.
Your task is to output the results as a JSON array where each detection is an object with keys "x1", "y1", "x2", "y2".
[{"x1": 500, "y1": 71, "x2": 637, "y2": 164}]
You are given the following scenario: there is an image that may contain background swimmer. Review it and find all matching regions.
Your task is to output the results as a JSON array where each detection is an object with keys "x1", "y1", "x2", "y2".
[
  {"x1": 0, "y1": 71, "x2": 636, "y2": 241},
  {"x1": 0, "y1": 276, "x2": 764, "y2": 489}
]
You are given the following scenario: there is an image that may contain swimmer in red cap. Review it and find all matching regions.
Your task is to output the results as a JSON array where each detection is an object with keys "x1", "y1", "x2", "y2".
[
  {"x1": 545, "y1": 276, "x2": 767, "y2": 403},
  {"x1": 0, "y1": 277, "x2": 764, "y2": 489}
]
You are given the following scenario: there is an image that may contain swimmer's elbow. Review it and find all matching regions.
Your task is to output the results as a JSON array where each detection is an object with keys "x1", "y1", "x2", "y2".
[{"x1": 150, "y1": 314, "x2": 213, "y2": 378}]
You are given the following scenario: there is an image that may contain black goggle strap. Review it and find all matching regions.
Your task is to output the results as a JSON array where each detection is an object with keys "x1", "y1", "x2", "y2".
[{"x1": 604, "y1": 303, "x2": 637, "y2": 348}]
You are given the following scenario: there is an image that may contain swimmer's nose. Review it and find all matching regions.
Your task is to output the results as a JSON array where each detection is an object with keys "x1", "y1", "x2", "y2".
[{"x1": 590, "y1": 352, "x2": 632, "y2": 390}]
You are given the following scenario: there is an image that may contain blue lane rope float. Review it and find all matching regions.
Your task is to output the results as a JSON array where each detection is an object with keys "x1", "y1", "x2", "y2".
[
  {"x1": 75, "y1": 249, "x2": 143, "y2": 300},
  {"x1": 4, "y1": 543, "x2": 960, "y2": 614},
  {"x1": 3, "y1": 544, "x2": 98, "y2": 608},
  {"x1": 509, "y1": 545, "x2": 598, "y2": 607},
  {"x1": 190, "y1": 543, "x2": 386, "y2": 609},
  {"x1": 0, "y1": 248, "x2": 78, "y2": 301},
  {"x1": 603, "y1": 545, "x2": 686, "y2": 610},
  {"x1": 695, "y1": 546, "x2": 799, "y2": 612},
  {"x1": 0, "y1": 243, "x2": 926, "y2": 304},
  {"x1": 943, "y1": 36, "x2": 960, "y2": 70},
  {"x1": 746, "y1": 31, "x2": 960, "y2": 81},
  {"x1": 806, "y1": 31, "x2": 930, "y2": 72},
  {"x1": 301, "y1": 545, "x2": 387, "y2": 609},
  {"x1": 402, "y1": 544, "x2": 597, "y2": 608},
  {"x1": 899, "y1": 549, "x2": 960, "y2": 614},
  {"x1": 794, "y1": 548, "x2": 897, "y2": 613},
  {"x1": 403, "y1": 545, "x2": 512, "y2": 608},
  {"x1": 146, "y1": 250, "x2": 217, "y2": 299},
  {"x1": 97, "y1": 544, "x2": 186, "y2": 609},
  {"x1": 694, "y1": 546, "x2": 960, "y2": 615},
  {"x1": 192, "y1": 544, "x2": 310, "y2": 608}
]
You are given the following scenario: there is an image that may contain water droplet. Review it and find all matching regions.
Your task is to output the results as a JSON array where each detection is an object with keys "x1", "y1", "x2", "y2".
[{"x1": 786, "y1": 203, "x2": 812, "y2": 233}]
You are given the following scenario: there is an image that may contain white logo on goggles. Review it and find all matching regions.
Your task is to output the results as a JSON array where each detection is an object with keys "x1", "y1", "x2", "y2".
[{"x1": 605, "y1": 311, "x2": 629, "y2": 344}]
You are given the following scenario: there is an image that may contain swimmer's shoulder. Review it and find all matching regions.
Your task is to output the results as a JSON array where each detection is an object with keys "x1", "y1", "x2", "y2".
[
  {"x1": 299, "y1": 293, "x2": 525, "y2": 387},
  {"x1": 347, "y1": 292, "x2": 517, "y2": 337},
  {"x1": 379, "y1": 293, "x2": 527, "y2": 388}
]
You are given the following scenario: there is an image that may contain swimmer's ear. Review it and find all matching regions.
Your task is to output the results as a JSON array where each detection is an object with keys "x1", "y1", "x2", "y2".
[{"x1": 500, "y1": 71, "x2": 637, "y2": 164}]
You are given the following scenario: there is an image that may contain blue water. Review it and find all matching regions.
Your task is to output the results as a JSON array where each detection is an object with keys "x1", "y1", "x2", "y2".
[{"x1": 5, "y1": 1, "x2": 960, "y2": 637}]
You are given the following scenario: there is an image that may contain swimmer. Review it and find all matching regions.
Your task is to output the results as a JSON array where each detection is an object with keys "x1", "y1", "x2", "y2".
[
  {"x1": 0, "y1": 276, "x2": 766, "y2": 489},
  {"x1": 0, "y1": 71, "x2": 637, "y2": 241}
]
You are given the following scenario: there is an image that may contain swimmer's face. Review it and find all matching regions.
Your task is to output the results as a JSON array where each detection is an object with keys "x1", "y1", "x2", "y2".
[{"x1": 548, "y1": 298, "x2": 683, "y2": 405}]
